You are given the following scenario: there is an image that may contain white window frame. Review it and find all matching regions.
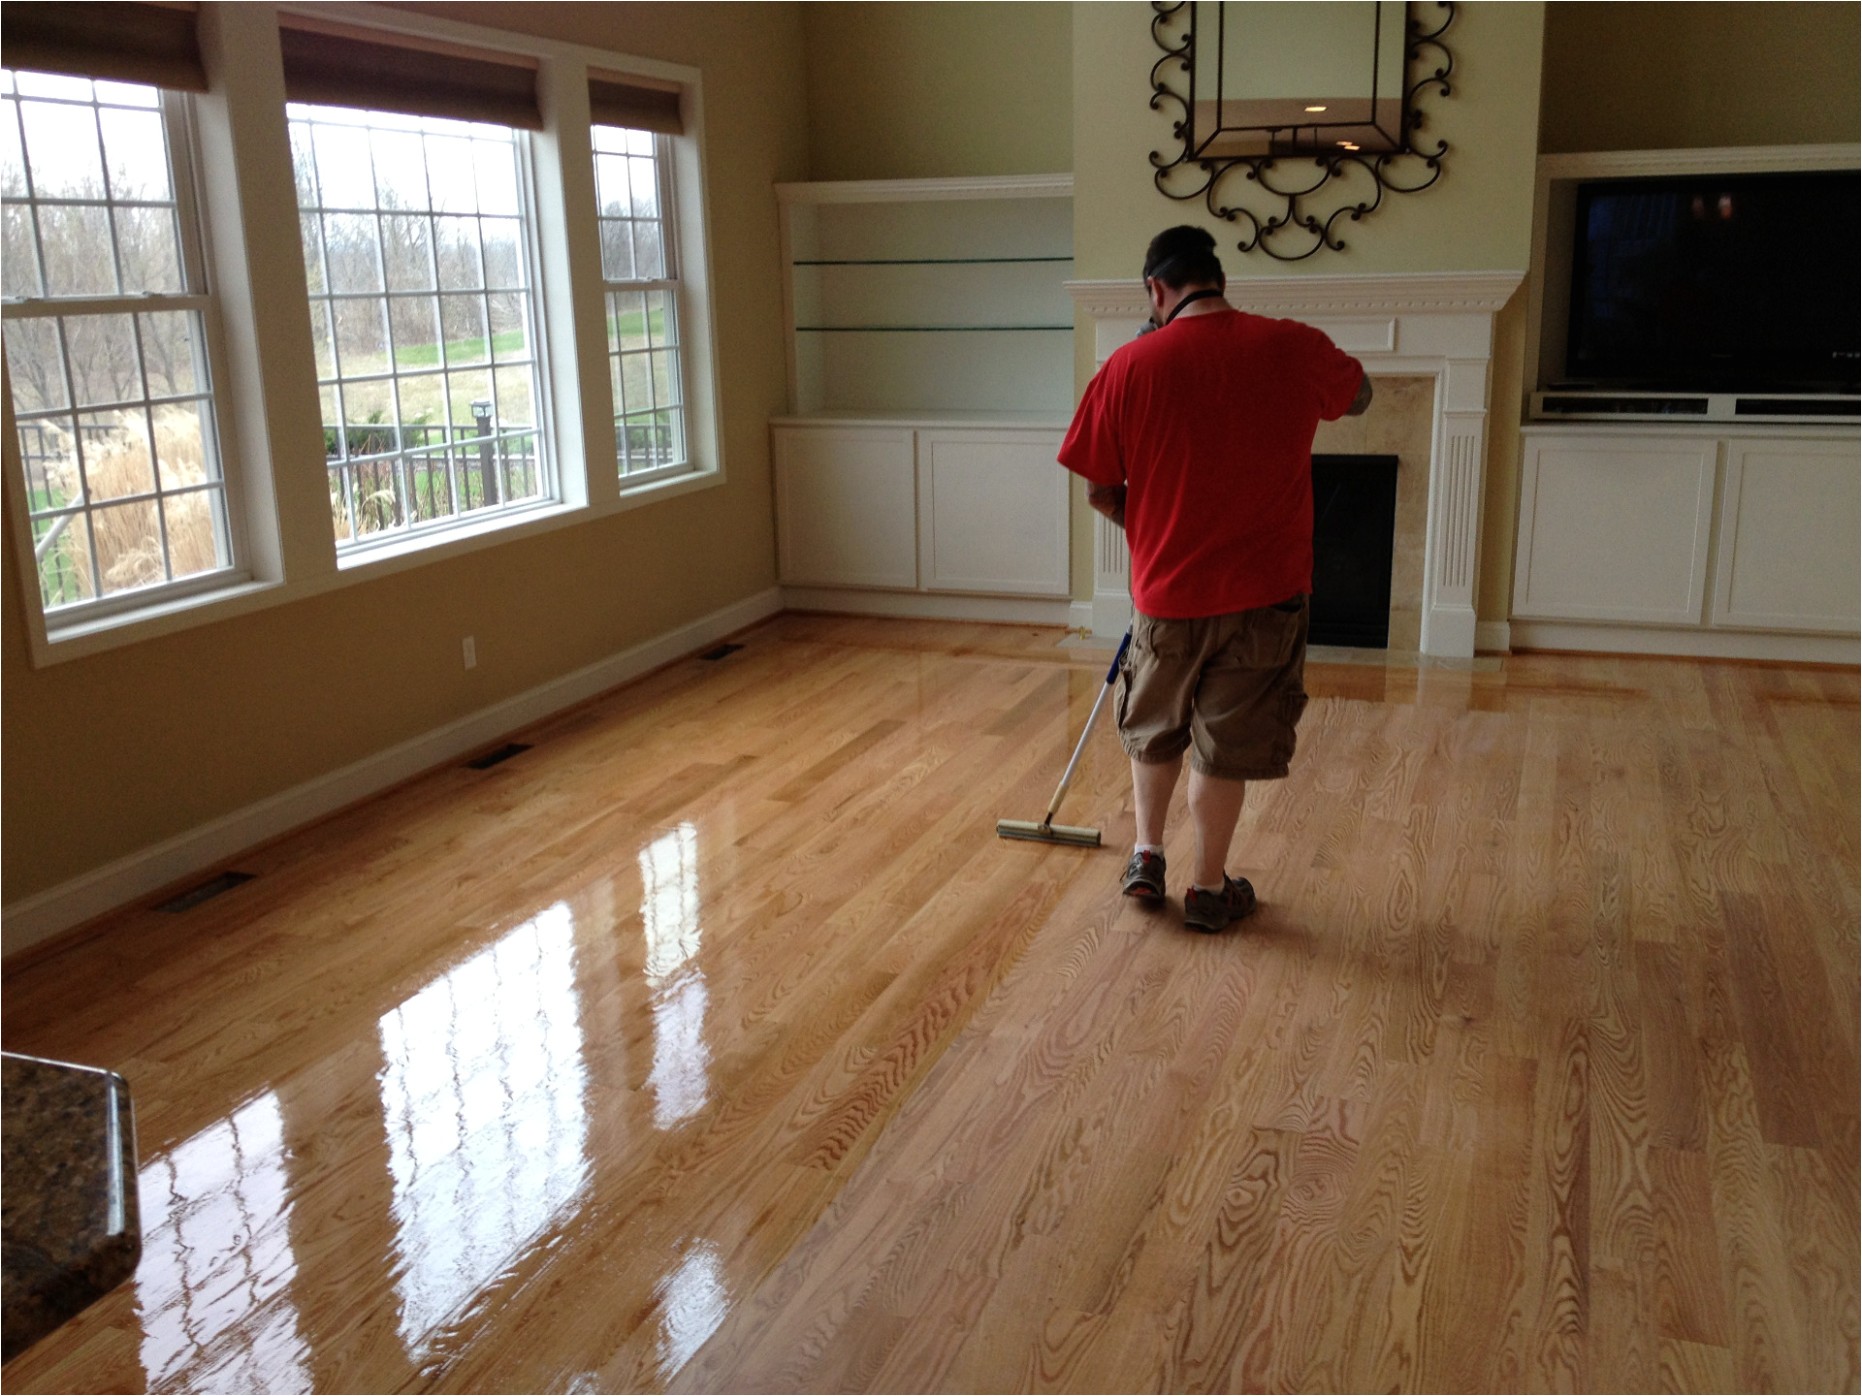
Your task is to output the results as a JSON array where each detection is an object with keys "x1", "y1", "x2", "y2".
[
  {"x1": 1, "y1": 76, "x2": 250, "y2": 630},
  {"x1": 6, "y1": 4, "x2": 726, "y2": 667}
]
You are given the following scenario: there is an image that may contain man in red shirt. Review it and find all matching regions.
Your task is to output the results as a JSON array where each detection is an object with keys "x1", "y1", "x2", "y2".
[{"x1": 1058, "y1": 225, "x2": 1370, "y2": 931}]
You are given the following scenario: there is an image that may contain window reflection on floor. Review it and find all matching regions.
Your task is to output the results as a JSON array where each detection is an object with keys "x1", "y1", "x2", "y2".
[
  {"x1": 377, "y1": 901, "x2": 589, "y2": 1355},
  {"x1": 640, "y1": 823, "x2": 710, "y2": 1131},
  {"x1": 136, "y1": 1092, "x2": 312, "y2": 1394},
  {"x1": 653, "y1": 1239, "x2": 728, "y2": 1381}
]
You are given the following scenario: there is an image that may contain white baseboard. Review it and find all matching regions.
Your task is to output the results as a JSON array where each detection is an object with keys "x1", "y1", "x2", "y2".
[
  {"x1": 1, "y1": 587, "x2": 785, "y2": 960},
  {"x1": 781, "y1": 586, "x2": 1076, "y2": 626},
  {"x1": 1475, "y1": 620, "x2": 1512, "y2": 653},
  {"x1": 1509, "y1": 619, "x2": 1860, "y2": 665}
]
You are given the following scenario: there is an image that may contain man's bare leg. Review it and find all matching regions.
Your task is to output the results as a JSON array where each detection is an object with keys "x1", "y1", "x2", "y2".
[
  {"x1": 1131, "y1": 755, "x2": 1182, "y2": 848},
  {"x1": 1187, "y1": 768, "x2": 1247, "y2": 889}
]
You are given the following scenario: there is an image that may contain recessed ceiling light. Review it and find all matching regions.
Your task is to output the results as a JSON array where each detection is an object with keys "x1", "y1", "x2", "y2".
[{"x1": 1305, "y1": 105, "x2": 1328, "y2": 112}]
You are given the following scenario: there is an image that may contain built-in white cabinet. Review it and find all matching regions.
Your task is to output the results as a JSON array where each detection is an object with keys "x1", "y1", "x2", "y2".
[
  {"x1": 1513, "y1": 427, "x2": 1861, "y2": 653},
  {"x1": 773, "y1": 421, "x2": 1069, "y2": 600},
  {"x1": 769, "y1": 175, "x2": 1076, "y2": 619},
  {"x1": 772, "y1": 427, "x2": 918, "y2": 591},
  {"x1": 1513, "y1": 434, "x2": 1720, "y2": 624},
  {"x1": 1713, "y1": 438, "x2": 1862, "y2": 632},
  {"x1": 916, "y1": 430, "x2": 1069, "y2": 596}
]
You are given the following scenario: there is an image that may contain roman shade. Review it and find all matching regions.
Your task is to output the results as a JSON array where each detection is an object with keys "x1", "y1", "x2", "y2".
[
  {"x1": 1, "y1": 1, "x2": 207, "y2": 92},
  {"x1": 279, "y1": 15, "x2": 542, "y2": 130},
  {"x1": 588, "y1": 69, "x2": 684, "y2": 137}
]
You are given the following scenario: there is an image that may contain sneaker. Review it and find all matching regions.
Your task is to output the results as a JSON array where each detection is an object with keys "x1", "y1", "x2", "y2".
[
  {"x1": 1182, "y1": 875, "x2": 1258, "y2": 933},
  {"x1": 1121, "y1": 849, "x2": 1166, "y2": 902}
]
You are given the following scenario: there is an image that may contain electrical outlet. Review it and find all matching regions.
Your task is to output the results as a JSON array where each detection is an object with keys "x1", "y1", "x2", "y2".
[{"x1": 462, "y1": 636, "x2": 477, "y2": 670}]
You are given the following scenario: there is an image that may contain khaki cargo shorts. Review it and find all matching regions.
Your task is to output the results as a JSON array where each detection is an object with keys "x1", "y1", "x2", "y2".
[{"x1": 1116, "y1": 597, "x2": 1312, "y2": 781}]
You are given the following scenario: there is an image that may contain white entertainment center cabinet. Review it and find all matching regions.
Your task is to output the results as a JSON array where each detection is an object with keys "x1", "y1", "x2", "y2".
[
  {"x1": 1513, "y1": 145, "x2": 1860, "y2": 664},
  {"x1": 770, "y1": 175, "x2": 1077, "y2": 623}
]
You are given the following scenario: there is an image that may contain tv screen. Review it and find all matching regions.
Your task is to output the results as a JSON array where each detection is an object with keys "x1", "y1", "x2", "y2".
[{"x1": 1565, "y1": 171, "x2": 1860, "y2": 394}]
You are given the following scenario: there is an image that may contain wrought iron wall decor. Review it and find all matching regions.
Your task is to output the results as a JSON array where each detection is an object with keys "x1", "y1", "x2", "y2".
[{"x1": 1149, "y1": 2, "x2": 1455, "y2": 261}]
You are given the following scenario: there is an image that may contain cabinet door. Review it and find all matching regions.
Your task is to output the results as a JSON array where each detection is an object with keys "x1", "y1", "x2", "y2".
[
  {"x1": 1712, "y1": 439, "x2": 1861, "y2": 634},
  {"x1": 1512, "y1": 435, "x2": 1718, "y2": 624},
  {"x1": 916, "y1": 430, "x2": 1069, "y2": 596},
  {"x1": 773, "y1": 427, "x2": 917, "y2": 589}
]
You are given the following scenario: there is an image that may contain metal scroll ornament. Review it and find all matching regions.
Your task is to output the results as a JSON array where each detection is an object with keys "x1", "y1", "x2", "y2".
[{"x1": 1149, "y1": 2, "x2": 1454, "y2": 261}]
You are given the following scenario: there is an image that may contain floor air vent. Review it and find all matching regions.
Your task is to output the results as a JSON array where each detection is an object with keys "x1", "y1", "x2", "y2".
[
  {"x1": 156, "y1": 871, "x2": 256, "y2": 913},
  {"x1": 700, "y1": 643, "x2": 745, "y2": 661},
  {"x1": 466, "y1": 742, "x2": 532, "y2": 770}
]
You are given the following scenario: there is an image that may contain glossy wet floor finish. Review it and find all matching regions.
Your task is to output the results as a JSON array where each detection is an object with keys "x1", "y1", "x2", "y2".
[{"x1": 3, "y1": 616, "x2": 1857, "y2": 1393}]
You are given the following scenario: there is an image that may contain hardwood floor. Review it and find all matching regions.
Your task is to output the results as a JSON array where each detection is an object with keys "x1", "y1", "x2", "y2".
[{"x1": 3, "y1": 615, "x2": 1856, "y2": 1393}]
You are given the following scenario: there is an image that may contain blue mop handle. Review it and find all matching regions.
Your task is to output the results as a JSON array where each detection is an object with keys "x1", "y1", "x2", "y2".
[{"x1": 1104, "y1": 628, "x2": 1131, "y2": 684}]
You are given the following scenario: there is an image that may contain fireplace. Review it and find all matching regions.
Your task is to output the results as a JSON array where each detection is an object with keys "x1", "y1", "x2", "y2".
[{"x1": 1311, "y1": 454, "x2": 1399, "y2": 648}]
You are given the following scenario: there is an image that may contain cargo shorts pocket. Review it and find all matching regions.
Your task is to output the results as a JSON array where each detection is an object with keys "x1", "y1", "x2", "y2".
[{"x1": 1235, "y1": 599, "x2": 1305, "y2": 669}]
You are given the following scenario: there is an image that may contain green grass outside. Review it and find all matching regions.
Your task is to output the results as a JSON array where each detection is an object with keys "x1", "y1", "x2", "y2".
[{"x1": 391, "y1": 329, "x2": 529, "y2": 370}]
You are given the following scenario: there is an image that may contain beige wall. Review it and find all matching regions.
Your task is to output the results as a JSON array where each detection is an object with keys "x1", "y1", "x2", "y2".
[
  {"x1": 1540, "y1": 2, "x2": 1861, "y2": 153},
  {"x1": 2, "y1": 3, "x2": 811, "y2": 904},
  {"x1": 1068, "y1": 2, "x2": 1546, "y2": 620},
  {"x1": 801, "y1": 3, "x2": 1073, "y2": 180}
]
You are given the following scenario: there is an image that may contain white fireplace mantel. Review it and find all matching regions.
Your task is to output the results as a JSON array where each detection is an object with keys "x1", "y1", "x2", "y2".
[{"x1": 1066, "y1": 271, "x2": 1524, "y2": 658}]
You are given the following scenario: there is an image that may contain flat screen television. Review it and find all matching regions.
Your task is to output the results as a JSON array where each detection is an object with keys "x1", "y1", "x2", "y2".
[{"x1": 1562, "y1": 170, "x2": 1860, "y2": 395}]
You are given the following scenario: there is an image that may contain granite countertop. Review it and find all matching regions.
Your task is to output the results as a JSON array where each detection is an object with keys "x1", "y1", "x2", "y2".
[{"x1": 1, "y1": 1052, "x2": 141, "y2": 1363}]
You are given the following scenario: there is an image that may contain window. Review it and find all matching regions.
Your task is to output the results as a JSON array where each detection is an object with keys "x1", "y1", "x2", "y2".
[
  {"x1": 289, "y1": 102, "x2": 549, "y2": 549},
  {"x1": 2, "y1": 68, "x2": 235, "y2": 615},
  {"x1": 594, "y1": 124, "x2": 686, "y2": 481}
]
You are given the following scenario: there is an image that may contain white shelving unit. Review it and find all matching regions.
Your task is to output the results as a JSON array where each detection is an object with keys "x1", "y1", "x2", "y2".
[
  {"x1": 1509, "y1": 144, "x2": 1861, "y2": 663},
  {"x1": 770, "y1": 176, "x2": 1077, "y2": 620}
]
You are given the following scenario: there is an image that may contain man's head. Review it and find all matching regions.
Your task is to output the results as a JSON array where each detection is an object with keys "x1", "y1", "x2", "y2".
[
  {"x1": 1141, "y1": 226, "x2": 1225, "y2": 330},
  {"x1": 1142, "y1": 225, "x2": 1224, "y2": 292}
]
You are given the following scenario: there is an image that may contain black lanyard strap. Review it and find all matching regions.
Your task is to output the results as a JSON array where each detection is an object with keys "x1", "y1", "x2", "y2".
[{"x1": 1162, "y1": 287, "x2": 1226, "y2": 326}]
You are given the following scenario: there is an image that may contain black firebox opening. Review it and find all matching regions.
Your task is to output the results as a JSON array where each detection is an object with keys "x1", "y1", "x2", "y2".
[{"x1": 1310, "y1": 454, "x2": 1399, "y2": 649}]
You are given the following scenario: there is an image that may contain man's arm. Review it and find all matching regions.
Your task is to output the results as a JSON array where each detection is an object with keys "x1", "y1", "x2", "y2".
[
  {"x1": 1087, "y1": 482, "x2": 1126, "y2": 530},
  {"x1": 1345, "y1": 370, "x2": 1373, "y2": 417}
]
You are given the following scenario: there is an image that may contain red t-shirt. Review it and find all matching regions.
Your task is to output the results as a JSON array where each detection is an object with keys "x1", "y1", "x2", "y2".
[{"x1": 1058, "y1": 308, "x2": 1364, "y2": 619}]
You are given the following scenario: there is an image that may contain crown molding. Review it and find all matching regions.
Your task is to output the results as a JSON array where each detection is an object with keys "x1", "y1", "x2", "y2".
[
  {"x1": 1537, "y1": 143, "x2": 1859, "y2": 181},
  {"x1": 1066, "y1": 270, "x2": 1525, "y2": 320},
  {"x1": 775, "y1": 174, "x2": 1073, "y2": 205}
]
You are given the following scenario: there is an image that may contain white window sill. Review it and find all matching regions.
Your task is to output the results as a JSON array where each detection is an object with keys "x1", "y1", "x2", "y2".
[
  {"x1": 34, "y1": 575, "x2": 289, "y2": 667},
  {"x1": 23, "y1": 463, "x2": 725, "y2": 668},
  {"x1": 335, "y1": 498, "x2": 586, "y2": 575}
]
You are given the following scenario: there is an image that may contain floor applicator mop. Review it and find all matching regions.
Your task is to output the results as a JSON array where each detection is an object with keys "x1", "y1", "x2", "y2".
[{"x1": 996, "y1": 629, "x2": 1131, "y2": 849}]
